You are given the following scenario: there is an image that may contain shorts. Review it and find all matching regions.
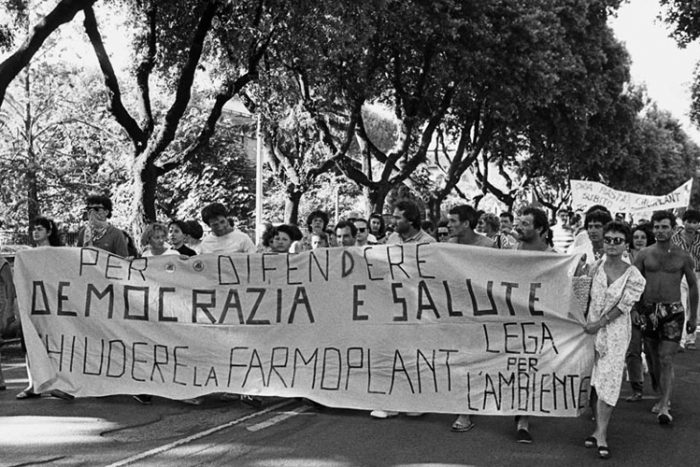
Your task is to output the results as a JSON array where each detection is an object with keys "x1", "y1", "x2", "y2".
[{"x1": 639, "y1": 302, "x2": 685, "y2": 343}]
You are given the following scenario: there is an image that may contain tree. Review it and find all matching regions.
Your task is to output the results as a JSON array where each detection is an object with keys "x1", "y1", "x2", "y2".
[
  {"x1": 0, "y1": 0, "x2": 98, "y2": 109},
  {"x1": 661, "y1": 1, "x2": 700, "y2": 128},
  {"x1": 607, "y1": 105, "x2": 700, "y2": 196},
  {"x1": 0, "y1": 2, "x2": 127, "y2": 230},
  {"x1": 81, "y1": 0, "x2": 277, "y2": 237}
]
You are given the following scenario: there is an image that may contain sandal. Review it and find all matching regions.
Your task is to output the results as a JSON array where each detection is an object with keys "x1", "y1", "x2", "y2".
[
  {"x1": 451, "y1": 420, "x2": 476, "y2": 432},
  {"x1": 625, "y1": 393, "x2": 643, "y2": 402},
  {"x1": 598, "y1": 445, "x2": 611, "y2": 459},
  {"x1": 584, "y1": 436, "x2": 598, "y2": 448},
  {"x1": 657, "y1": 412, "x2": 673, "y2": 425},
  {"x1": 16, "y1": 390, "x2": 41, "y2": 400}
]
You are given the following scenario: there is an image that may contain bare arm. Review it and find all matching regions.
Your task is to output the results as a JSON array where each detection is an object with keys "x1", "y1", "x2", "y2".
[{"x1": 683, "y1": 255, "x2": 698, "y2": 332}]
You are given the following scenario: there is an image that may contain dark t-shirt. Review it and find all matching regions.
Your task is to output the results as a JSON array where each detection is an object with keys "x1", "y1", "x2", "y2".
[{"x1": 176, "y1": 244, "x2": 197, "y2": 257}]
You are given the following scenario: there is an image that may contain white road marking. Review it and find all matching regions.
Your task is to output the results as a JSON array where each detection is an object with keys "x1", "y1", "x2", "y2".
[
  {"x1": 246, "y1": 406, "x2": 311, "y2": 432},
  {"x1": 106, "y1": 399, "x2": 296, "y2": 467}
]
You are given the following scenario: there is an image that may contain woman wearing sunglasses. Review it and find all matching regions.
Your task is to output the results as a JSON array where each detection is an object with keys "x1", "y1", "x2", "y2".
[{"x1": 582, "y1": 221, "x2": 646, "y2": 459}]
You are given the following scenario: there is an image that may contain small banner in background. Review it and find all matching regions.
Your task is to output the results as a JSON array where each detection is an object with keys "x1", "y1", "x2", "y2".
[{"x1": 571, "y1": 178, "x2": 693, "y2": 213}]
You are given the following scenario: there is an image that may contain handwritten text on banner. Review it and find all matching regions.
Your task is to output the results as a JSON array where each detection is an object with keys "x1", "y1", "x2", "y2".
[
  {"x1": 14, "y1": 245, "x2": 593, "y2": 416},
  {"x1": 571, "y1": 178, "x2": 693, "y2": 213}
]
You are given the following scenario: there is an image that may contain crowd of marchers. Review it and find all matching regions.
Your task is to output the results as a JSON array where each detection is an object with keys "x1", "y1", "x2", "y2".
[{"x1": 1, "y1": 193, "x2": 698, "y2": 461}]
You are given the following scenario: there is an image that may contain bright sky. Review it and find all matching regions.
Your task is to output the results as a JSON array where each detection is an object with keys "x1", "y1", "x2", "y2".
[{"x1": 610, "y1": 0, "x2": 700, "y2": 143}]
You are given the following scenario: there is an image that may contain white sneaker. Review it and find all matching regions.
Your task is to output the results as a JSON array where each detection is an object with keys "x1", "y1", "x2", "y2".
[{"x1": 370, "y1": 410, "x2": 399, "y2": 419}]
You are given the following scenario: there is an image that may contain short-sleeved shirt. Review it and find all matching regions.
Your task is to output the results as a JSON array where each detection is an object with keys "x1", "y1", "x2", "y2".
[
  {"x1": 449, "y1": 232, "x2": 495, "y2": 248},
  {"x1": 77, "y1": 224, "x2": 129, "y2": 257},
  {"x1": 671, "y1": 228, "x2": 700, "y2": 271},
  {"x1": 386, "y1": 229, "x2": 436, "y2": 245},
  {"x1": 200, "y1": 229, "x2": 256, "y2": 254},
  {"x1": 175, "y1": 244, "x2": 197, "y2": 257}
]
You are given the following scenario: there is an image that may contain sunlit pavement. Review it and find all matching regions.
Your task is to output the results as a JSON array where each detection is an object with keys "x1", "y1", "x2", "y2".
[{"x1": 2, "y1": 340, "x2": 700, "y2": 466}]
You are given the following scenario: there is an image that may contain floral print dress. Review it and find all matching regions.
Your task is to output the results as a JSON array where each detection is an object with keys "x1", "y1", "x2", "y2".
[{"x1": 588, "y1": 262, "x2": 646, "y2": 406}]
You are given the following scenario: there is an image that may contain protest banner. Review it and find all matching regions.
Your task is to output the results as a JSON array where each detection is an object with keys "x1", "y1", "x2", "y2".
[
  {"x1": 14, "y1": 245, "x2": 593, "y2": 416},
  {"x1": 571, "y1": 179, "x2": 693, "y2": 213}
]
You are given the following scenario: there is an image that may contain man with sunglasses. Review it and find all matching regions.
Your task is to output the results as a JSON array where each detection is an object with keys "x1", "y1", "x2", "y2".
[
  {"x1": 77, "y1": 194, "x2": 128, "y2": 257},
  {"x1": 634, "y1": 210, "x2": 698, "y2": 425},
  {"x1": 352, "y1": 218, "x2": 376, "y2": 247}
]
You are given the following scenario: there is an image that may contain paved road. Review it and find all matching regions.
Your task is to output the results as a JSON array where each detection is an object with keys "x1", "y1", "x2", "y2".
[{"x1": 1, "y1": 341, "x2": 699, "y2": 466}]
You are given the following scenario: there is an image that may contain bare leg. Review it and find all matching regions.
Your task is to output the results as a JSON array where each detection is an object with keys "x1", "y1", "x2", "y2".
[
  {"x1": 591, "y1": 398, "x2": 614, "y2": 447},
  {"x1": 451, "y1": 414, "x2": 473, "y2": 431},
  {"x1": 644, "y1": 337, "x2": 661, "y2": 394},
  {"x1": 0, "y1": 351, "x2": 5, "y2": 388},
  {"x1": 517, "y1": 415, "x2": 529, "y2": 430},
  {"x1": 657, "y1": 340, "x2": 678, "y2": 417}
]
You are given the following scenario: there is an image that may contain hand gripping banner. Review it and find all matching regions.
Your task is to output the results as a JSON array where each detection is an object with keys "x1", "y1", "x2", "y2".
[{"x1": 14, "y1": 245, "x2": 593, "y2": 416}]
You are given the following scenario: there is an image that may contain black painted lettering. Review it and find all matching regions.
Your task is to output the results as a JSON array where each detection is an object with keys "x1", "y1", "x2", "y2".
[
  {"x1": 220, "y1": 289, "x2": 244, "y2": 324},
  {"x1": 172, "y1": 346, "x2": 188, "y2": 386},
  {"x1": 320, "y1": 347, "x2": 342, "y2": 390},
  {"x1": 292, "y1": 348, "x2": 319, "y2": 389},
  {"x1": 151, "y1": 344, "x2": 169, "y2": 383},
  {"x1": 444, "y1": 281, "x2": 462, "y2": 316},
  {"x1": 341, "y1": 250, "x2": 354, "y2": 278},
  {"x1": 85, "y1": 284, "x2": 114, "y2": 318},
  {"x1": 308, "y1": 250, "x2": 330, "y2": 282},
  {"x1": 288, "y1": 287, "x2": 314, "y2": 323},
  {"x1": 415, "y1": 243, "x2": 435, "y2": 279},
  {"x1": 158, "y1": 287, "x2": 177, "y2": 322},
  {"x1": 386, "y1": 245, "x2": 409, "y2": 280},
  {"x1": 56, "y1": 282, "x2": 76, "y2": 316},
  {"x1": 123, "y1": 286, "x2": 149, "y2": 320},
  {"x1": 79, "y1": 248, "x2": 99, "y2": 276},
  {"x1": 246, "y1": 288, "x2": 270, "y2": 325},
  {"x1": 501, "y1": 282, "x2": 518, "y2": 315},
  {"x1": 106, "y1": 340, "x2": 126, "y2": 377},
  {"x1": 391, "y1": 282, "x2": 407, "y2": 321},
  {"x1": 218, "y1": 256, "x2": 241, "y2": 285},
  {"x1": 268, "y1": 347, "x2": 289, "y2": 388},
  {"x1": 128, "y1": 257, "x2": 147, "y2": 281},
  {"x1": 352, "y1": 285, "x2": 368, "y2": 321},
  {"x1": 417, "y1": 280, "x2": 440, "y2": 319},
  {"x1": 131, "y1": 342, "x2": 148, "y2": 382},
  {"x1": 286, "y1": 254, "x2": 302, "y2": 285},
  {"x1": 31, "y1": 281, "x2": 50, "y2": 315},
  {"x1": 467, "y1": 279, "x2": 498, "y2": 315},
  {"x1": 529, "y1": 283, "x2": 544, "y2": 316},
  {"x1": 192, "y1": 289, "x2": 217, "y2": 324},
  {"x1": 105, "y1": 254, "x2": 124, "y2": 280}
]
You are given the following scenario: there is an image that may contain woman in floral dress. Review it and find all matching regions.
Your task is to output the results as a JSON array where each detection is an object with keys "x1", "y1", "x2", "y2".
[{"x1": 583, "y1": 221, "x2": 646, "y2": 459}]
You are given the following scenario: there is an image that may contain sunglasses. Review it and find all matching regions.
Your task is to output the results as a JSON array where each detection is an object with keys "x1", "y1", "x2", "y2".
[
  {"x1": 438, "y1": 231, "x2": 449, "y2": 236},
  {"x1": 603, "y1": 236, "x2": 626, "y2": 245},
  {"x1": 86, "y1": 206, "x2": 106, "y2": 212},
  {"x1": 357, "y1": 228, "x2": 366, "y2": 232}
]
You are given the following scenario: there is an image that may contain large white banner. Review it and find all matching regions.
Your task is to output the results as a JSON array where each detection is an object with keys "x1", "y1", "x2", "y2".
[
  {"x1": 14, "y1": 245, "x2": 593, "y2": 416},
  {"x1": 571, "y1": 178, "x2": 693, "y2": 213}
]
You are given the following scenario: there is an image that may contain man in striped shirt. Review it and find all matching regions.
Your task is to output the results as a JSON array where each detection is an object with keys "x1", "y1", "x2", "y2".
[{"x1": 671, "y1": 208, "x2": 700, "y2": 350}]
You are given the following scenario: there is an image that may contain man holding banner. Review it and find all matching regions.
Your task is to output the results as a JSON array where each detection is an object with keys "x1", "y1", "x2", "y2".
[
  {"x1": 370, "y1": 200, "x2": 434, "y2": 419},
  {"x1": 634, "y1": 211, "x2": 698, "y2": 425},
  {"x1": 510, "y1": 206, "x2": 556, "y2": 443}
]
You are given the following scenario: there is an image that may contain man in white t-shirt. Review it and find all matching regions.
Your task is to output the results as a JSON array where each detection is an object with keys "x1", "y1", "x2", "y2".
[{"x1": 199, "y1": 203, "x2": 256, "y2": 254}]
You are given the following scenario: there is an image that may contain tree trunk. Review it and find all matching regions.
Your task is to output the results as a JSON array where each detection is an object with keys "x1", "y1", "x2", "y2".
[
  {"x1": 0, "y1": 0, "x2": 98, "y2": 109},
  {"x1": 368, "y1": 183, "x2": 391, "y2": 215},
  {"x1": 129, "y1": 150, "x2": 156, "y2": 241},
  {"x1": 427, "y1": 194, "x2": 445, "y2": 226},
  {"x1": 284, "y1": 185, "x2": 303, "y2": 225}
]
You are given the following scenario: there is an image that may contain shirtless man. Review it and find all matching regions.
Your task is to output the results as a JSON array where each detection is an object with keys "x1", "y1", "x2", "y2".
[{"x1": 634, "y1": 210, "x2": 698, "y2": 425}]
